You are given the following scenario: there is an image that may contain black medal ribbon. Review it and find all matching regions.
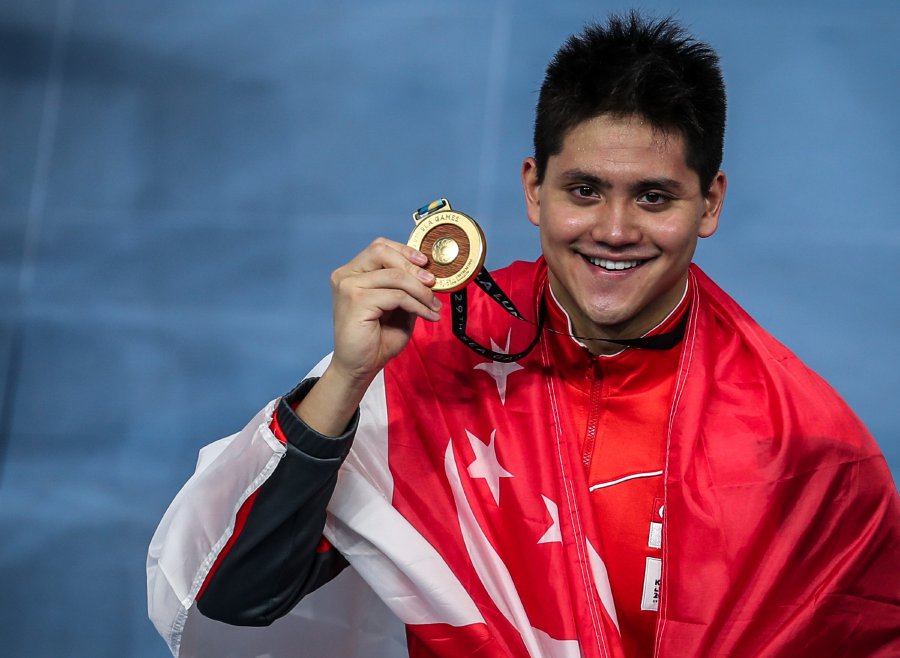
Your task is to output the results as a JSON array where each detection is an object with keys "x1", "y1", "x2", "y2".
[
  {"x1": 451, "y1": 270, "x2": 545, "y2": 364},
  {"x1": 450, "y1": 268, "x2": 689, "y2": 362}
]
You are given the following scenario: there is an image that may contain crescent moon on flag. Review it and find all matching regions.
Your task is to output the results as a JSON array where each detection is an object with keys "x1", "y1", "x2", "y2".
[{"x1": 444, "y1": 440, "x2": 582, "y2": 658}]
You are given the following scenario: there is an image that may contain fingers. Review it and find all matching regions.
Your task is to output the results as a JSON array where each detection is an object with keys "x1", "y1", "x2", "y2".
[
  {"x1": 332, "y1": 237, "x2": 442, "y2": 321},
  {"x1": 350, "y1": 286, "x2": 441, "y2": 322},
  {"x1": 327, "y1": 237, "x2": 442, "y2": 385},
  {"x1": 335, "y1": 269, "x2": 441, "y2": 322},
  {"x1": 337, "y1": 238, "x2": 432, "y2": 285}
]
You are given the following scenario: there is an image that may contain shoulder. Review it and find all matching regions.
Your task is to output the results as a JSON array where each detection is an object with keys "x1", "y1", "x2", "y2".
[
  {"x1": 691, "y1": 264, "x2": 835, "y2": 391},
  {"x1": 687, "y1": 264, "x2": 876, "y2": 456}
]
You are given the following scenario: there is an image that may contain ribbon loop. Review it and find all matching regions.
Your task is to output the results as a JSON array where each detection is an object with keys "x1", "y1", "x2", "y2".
[{"x1": 449, "y1": 268, "x2": 687, "y2": 362}]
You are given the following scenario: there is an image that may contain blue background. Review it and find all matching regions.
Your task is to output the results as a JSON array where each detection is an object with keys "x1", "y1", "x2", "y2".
[{"x1": 1, "y1": 1, "x2": 897, "y2": 656}]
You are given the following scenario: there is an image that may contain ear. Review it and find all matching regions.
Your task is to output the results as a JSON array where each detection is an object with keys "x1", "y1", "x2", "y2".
[
  {"x1": 698, "y1": 171, "x2": 727, "y2": 238},
  {"x1": 521, "y1": 157, "x2": 542, "y2": 227}
]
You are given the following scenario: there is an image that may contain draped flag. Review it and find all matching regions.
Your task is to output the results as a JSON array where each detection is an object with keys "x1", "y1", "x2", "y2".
[{"x1": 149, "y1": 260, "x2": 900, "y2": 658}]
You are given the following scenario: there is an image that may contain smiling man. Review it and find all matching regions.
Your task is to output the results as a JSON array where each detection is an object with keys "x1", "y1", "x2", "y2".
[
  {"x1": 522, "y1": 113, "x2": 724, "y2": 347},
  {"x1": 148, "y1": 13, "x2": 899, "y2": 658}
]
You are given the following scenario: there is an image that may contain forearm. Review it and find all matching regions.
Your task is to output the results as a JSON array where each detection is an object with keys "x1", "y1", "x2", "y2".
[
  {"x1": 293, "y1": 365, "x2": 372, "y2": 438},
  {"x1": 195, "y1": 379, "x2": 358, "y2": 625}
]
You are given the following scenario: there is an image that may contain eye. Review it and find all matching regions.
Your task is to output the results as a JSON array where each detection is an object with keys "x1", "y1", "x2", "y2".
[
  {"x1": 571, "y1": 185, "x2": 597, "y2": 199},
  {"x1": 637, "y1": 191, "x2": 670, "y2": 205}
]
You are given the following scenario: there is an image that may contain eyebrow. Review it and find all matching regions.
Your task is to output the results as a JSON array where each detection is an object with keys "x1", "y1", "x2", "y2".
[
  {"x1": 557, "y1": 169, "x2": 612, "y2": 190},
  {"x1": 632, "y1": 177, "x2": 687, "y2": 194},
  {"x1": 556, "y1": 169, "x2": 687, "y2": 195}
]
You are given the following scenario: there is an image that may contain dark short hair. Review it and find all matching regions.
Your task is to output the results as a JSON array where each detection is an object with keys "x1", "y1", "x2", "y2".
[{"x1": 534, "y1": 12, "x2": 726, "y2": 193}]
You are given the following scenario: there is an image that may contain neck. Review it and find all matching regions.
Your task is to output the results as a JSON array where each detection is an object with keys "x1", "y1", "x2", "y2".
[{"x1": 547, "y1": 278, "x2": 690, "y2": 357}]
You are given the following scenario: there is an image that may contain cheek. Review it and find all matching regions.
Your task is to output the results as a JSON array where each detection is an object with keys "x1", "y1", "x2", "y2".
[
  {"x1": 542, "y1": 211, "x2": 587, "y2": 242},
  {"x1": 648, "y1": 216, "x2": 701, "y2": 253}
]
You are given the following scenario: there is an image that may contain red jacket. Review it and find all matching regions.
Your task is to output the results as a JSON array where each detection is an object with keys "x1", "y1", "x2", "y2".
[{"x1": 382, "y1": 259, "x2": 899, "y2": 656}]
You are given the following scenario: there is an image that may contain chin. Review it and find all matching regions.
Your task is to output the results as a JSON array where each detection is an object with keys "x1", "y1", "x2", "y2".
[{"x1": 580, "y1": 304, "x2": 638, "y2": 334}]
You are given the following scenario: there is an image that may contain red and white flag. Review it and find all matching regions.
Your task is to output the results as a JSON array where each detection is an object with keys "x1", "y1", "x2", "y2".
[{"x1": 148, "y1": 260, "x2": 900, "y2": 657}]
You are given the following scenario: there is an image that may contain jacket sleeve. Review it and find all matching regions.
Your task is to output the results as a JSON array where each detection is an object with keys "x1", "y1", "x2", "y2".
[
  {"x1": 195, "y1": 378, "x2": 356, "y2": 625},
  {"x1": 147, "y1": 374, "x2": 358, "y2": 654}
]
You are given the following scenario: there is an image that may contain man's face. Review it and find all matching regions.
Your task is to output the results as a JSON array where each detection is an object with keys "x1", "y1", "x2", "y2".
[{"x1": 522, "y1": 114, "x2": 726, "y2": 349}]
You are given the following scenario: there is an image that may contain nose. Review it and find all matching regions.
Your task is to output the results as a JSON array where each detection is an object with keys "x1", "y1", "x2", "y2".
[{"x1": 589, "y1": 200, "x2": 642, "y2": 247}]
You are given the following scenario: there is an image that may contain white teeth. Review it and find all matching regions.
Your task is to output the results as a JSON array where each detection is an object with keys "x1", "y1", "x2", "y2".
[{"x1": 587, "y1": 257, "x2": 644, "y2": 271}]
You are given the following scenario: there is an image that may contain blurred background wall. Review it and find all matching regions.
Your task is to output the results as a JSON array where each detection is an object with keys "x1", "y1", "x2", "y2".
[{"x1": 0, "y1": 1, "x2": 897, "y2": 656}]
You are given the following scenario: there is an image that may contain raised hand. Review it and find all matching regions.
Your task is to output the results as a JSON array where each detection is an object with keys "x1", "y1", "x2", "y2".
[{"x1": 295, "y1": 238, "x2": 442, "y2": 436}]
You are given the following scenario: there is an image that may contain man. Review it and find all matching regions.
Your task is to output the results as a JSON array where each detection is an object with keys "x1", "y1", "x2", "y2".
[{"x1": 148, "y1": 13, "x2": 900, "y2": 658}]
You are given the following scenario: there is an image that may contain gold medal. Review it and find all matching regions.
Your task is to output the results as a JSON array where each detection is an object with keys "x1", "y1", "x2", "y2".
[{"x1": 407, "y1": 199, "x2": 486, "y2": 293}]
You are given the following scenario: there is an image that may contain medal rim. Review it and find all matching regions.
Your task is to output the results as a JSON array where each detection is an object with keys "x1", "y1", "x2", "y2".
[{"x1": 407, "y1": 209, "x2": 486, "y2": 293}]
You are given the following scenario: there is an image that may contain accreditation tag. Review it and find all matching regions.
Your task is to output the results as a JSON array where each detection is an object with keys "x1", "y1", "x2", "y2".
[
  {"x1": 648, "y1": 497, "x2": 664, "y2": 549},
  {"x1": 641, "y1": 557, "x2": 662, "y2": 611}
]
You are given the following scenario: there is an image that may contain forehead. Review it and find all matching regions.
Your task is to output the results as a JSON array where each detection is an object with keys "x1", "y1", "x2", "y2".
[{"x1": 554, "y1": 114, "x2": 691, "y2": 174}]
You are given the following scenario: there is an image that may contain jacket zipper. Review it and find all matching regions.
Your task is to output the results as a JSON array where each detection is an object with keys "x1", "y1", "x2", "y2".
[{"x1": 582, "y1": 360, "x2": 604, "y2": 469}]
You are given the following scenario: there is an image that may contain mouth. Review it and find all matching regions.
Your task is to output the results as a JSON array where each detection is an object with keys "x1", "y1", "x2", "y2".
[{"x1": 582, "y1": 255, "x2": 649, "y2": 272}]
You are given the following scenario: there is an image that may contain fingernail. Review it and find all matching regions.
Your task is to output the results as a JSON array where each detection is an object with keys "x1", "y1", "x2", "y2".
[
  {"x1": 417, "y1": 268, "x2": 435, "y2": 283},
  {"x1": 411, "y1": 250, "x2": 428, "y2": 265},
  {"x1": 431, "y1": 296, "x2": 442, "y2": 311}
]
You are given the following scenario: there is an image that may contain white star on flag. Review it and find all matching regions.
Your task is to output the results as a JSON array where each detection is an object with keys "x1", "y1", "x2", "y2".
[
  {"x1": 465, "y1": 429, "x2": 513, "y2": 505},
  {"x1": 537, "y1": 495, "x2": 562, "y2": 545},
  {"x1": 473, "y1": 330, "x2": 524, "y2": 404}
]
